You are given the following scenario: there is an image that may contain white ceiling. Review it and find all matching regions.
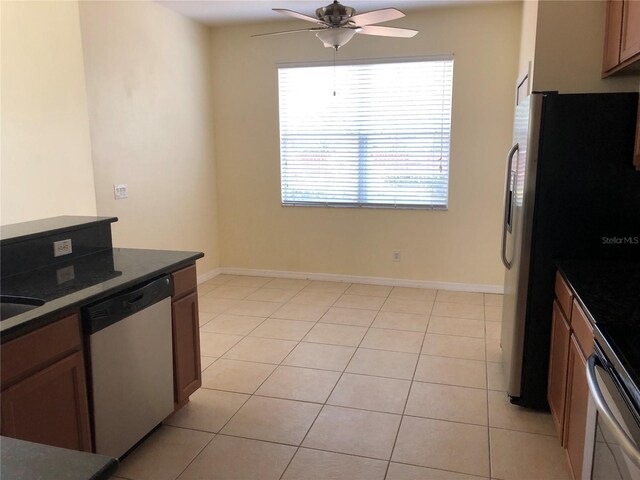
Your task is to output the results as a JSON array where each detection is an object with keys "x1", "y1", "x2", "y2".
[{"x1": 157, "y1": 1, "x2": 490, "y2": 26}]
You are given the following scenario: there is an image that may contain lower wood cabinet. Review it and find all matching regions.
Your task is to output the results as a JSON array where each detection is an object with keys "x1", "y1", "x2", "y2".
[
  {"x1": 1, "y1": 351, "x2": 92, "y2": 451},
  {"x1": 172, "y1": 291, "x2": 202, "y2": 404},
  {"x1": 548, "y1": 272, "x2": 594, "y2": 480},
  {"x1": 564, "y1": 336, "x2": 590, "y2": 480},
  {"x1": 0, "y1": 313, "x2": 92, "y2": 452},
  {"x1": 548, "y1": 301, "x2": 571, "y2": 441},
  {"x1": 171, "y1": 264, "x2": 202, "y2": 407}
]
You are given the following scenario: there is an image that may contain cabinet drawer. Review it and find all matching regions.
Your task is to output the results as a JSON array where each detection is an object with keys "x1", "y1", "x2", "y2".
[
  {"x1": 1, "y1": 313, "x2": 82, "y2": 388},
  {"x1": 172, "y1": 264, "x2": 197, "y2": 298},
  {"x1": 555, "y1": 272, "x2": 573, "y2": 319},
  {"x1": 571, "y1": 300, "x2": 594, "y2": 358}
]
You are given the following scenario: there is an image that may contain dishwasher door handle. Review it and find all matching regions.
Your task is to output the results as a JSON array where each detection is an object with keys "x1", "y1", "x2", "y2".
[
  {"x1": 586, "y1": 354, "x2": 640, "y2": 468},
  {"x1": 84, "y1": 275, "x2": 172, "y2": 334}
]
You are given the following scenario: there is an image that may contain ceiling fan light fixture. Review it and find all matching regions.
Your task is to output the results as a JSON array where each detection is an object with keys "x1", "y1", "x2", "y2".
[
  {"x1": 315, "y1": 28, "x2": 357, "y2": 49},
  {"x1": 255, "y1": 3, "x2": 417, "y2": 51}
]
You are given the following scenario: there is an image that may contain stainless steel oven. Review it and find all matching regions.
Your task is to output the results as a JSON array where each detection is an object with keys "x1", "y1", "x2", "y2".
[{"x1": 586, "y1": 343, "x2": 640, "y2": 480}]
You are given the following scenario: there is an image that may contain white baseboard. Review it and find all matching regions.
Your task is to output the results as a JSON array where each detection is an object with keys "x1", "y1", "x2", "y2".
[
  {"x1": 197, "y1": 267, "x2": 222, "y2": 285},
  {"x1": 197, "y1": 266, "x2": 504, "y2": 294}
]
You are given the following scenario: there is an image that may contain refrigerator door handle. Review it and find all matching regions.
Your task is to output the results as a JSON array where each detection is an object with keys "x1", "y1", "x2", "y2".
[{"x1": 501, "y1": 143, "x2": 519, "y2": 270}]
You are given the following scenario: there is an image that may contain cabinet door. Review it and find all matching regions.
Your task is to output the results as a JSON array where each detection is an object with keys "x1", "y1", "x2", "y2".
[
  {"x1": 621, "y1": 0, "x2": 640, "y2": 62},
  {"x1": 564, "y1": 336, "x2": 589, "y2": 480},
  {"x1": 603, "y1": 0, "x2": 624, "y2": 72},
  {"x1": 548, "y1": 301, "x2": 571, "y2": 443},
  {"x1": 172, "y1": 292, "x2": 202, "y2": 405},
  {"x1": 0, "y1": 351, "x2": 92, "y2": 452}
]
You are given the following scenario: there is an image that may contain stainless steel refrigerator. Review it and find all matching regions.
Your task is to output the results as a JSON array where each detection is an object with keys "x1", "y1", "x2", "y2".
[{"x1": 500, "y1": 90, "x2": 640, "y2": 409}]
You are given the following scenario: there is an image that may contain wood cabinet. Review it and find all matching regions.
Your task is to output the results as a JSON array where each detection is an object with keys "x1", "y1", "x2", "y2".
[
  {"x1": 602, "y1": 0, "x2": 640, "y2": 76},
  {"x1": 620, "y1": 1, "x2": 640, "y2": 62},
  {"x1": 603, "y1": 0, "x2": 624, "y2": 72},
  {"x1": 564, "y1": 335, "x2": 590, "y2": 480},
  {"x1": 547, "y1": 272, "x2": 595, "y2": 480},
  {"x1": 0, "y1": 313, "x2": 92, "y2": 452},
  {"x1": 548, "y1": 301, "x2": 571, "y2": 441},
  {"x1": 171, "y1": 264, "x2": 201, "y2": 407}
]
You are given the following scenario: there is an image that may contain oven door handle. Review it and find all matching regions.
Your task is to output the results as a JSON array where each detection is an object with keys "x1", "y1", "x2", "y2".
[{"x1": 587, "y1": 354, "x2": 640, "y2": 468}]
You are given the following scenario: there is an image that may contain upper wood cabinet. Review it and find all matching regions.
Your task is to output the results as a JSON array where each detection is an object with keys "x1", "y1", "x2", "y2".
[
  {"x1": 620, "y1": 1, "x2": 640, "y2": 62},
  {"x1": 602, "y1": 0, "x2": 640, "y2": 76},
  {"x1": 603, "y1": 0, "x2": 624, "y2": 72}
]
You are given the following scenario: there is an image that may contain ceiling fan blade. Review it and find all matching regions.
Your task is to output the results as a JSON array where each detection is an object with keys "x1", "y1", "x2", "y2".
[
  {"x1": 273, "y1": 9, "x2": 324, "y2": 24},
  {"x1": 252, "y1": 28, "x2": 324, "y2": 38},
  {"x1": 357, "y1": 25, "x2": 418, "y2": 38},
  {"x1": 349, "y1": 8, "x2": 405, "y2": 27}
]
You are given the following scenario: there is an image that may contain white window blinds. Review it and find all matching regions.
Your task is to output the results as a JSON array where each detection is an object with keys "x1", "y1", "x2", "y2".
[{"x1": 278, "y1": 56, "x2": 453, "y2": 209}]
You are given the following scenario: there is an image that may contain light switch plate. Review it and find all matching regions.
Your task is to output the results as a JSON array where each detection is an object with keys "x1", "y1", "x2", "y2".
[{"x1": 114, "y1": 184, "x2": 128, "y2": 200}]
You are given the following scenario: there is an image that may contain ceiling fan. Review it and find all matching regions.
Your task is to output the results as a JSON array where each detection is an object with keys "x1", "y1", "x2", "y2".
[{"x1": 253, "y1": 1, "x2": 418, "y2": 50}]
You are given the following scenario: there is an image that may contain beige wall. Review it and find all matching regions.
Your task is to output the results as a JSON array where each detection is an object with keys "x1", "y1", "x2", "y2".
[
  {"x1": 79, "y1": 1, "x2": 219, "y2": 272},
  {"x1": 212, "y1": 2, "x2": 522, "y2": 287},
  {"x1": 533, "y1": 0, "x2": 639, "y2": 93},
  {"x1": 518, "y1": 0, "x2": 538, "y2": 81},
  {"x1": 1, "y1": 1, "x2": 97, "y2": 225}
]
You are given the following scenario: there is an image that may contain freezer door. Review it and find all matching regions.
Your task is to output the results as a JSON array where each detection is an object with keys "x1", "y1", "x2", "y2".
[{"x1": 501, "y1": 93, "x2": 544, "y2": 399}]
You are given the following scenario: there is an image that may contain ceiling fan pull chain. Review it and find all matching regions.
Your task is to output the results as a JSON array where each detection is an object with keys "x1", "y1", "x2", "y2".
[{"x1": 333, "y1": 48, "x2": 338, "y2": 97}]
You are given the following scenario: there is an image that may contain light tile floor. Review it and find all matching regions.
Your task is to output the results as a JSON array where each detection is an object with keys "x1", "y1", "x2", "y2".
[{"x1": 112, "y1": 275, "x2": 570, "y2": 480}]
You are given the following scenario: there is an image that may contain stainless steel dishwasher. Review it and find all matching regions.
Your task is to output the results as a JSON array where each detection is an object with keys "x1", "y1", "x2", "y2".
[{"x1": 83, "y1": 275, "x2": 174, "y2": 458}]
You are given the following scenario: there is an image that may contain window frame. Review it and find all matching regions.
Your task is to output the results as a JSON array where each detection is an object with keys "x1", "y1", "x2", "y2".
[{"x1": 277, "y1": 54, "x2": 454, "y2": 211}]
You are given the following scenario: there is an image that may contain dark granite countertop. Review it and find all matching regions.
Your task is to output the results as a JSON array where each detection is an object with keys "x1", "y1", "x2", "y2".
[
  {"x1": 0, "y1": 216, "x2": 117, "y2": 245},
  {"x1": 1, "y1": 436, "x2": 118, "y2": 480},
  {"x1": 556, "y1": 259, "x2": 640, "y2": 327},
  {"x1": 557, "y1": 259, "x2": 640, "y2": 407},
  {"x1": 0, "y1": 247, "x2": 203, "y2": 342}
]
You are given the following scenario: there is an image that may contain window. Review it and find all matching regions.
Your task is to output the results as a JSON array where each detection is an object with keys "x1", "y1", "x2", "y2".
[{"x1": 278, "y1": 56, "x2": 454, "y2": 209}]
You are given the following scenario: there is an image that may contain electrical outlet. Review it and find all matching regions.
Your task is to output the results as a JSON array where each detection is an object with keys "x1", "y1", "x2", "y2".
[
  {"x1": 114, "y1": 184, "x2": 128, "y2": 200},
  {"x1": 53, "y1": 239, "x2": 73, "y2": 257},
  {"x1": 56, "y1": 265, "x2": 75, "y2": 284},
  {"x1": 392, "y1": 250, "x2": 401, "y2": 262}
]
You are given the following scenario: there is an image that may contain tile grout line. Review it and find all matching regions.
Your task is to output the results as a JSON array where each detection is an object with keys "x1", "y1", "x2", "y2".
[
  {"x1": 190, "y1": 281, "x2": 353, "y2": 477},
  {"x1": 277, "y1": 284, "x2": 400, "y2": 480},
  {"x1": 167, "y1": 427, "x2": 218, "y2": 480},
  {"x1": 167, "y1": 279, "x2": 334, "y2": 478},
  {"x1": 484, "y1": 298, "x2": 493, "y2": 480},
  {"x1": 166, "y1": 279, "x2": 331, "y2": 477},
  {"x1": 276, "y1": 282, "x2": 363, "y2": 480},
  {"x1": 382, "y1": 296, "x2": 434, "y2": 480},
  {"x1": 146, "y1": 279, "x2": 503, "y2": 479},
  {"x1": 129, "y1": 279, "x2": 504, "y2": 477},
  {"x1": 164, "y1": 424, "x2": 500, "y2": 479}
]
